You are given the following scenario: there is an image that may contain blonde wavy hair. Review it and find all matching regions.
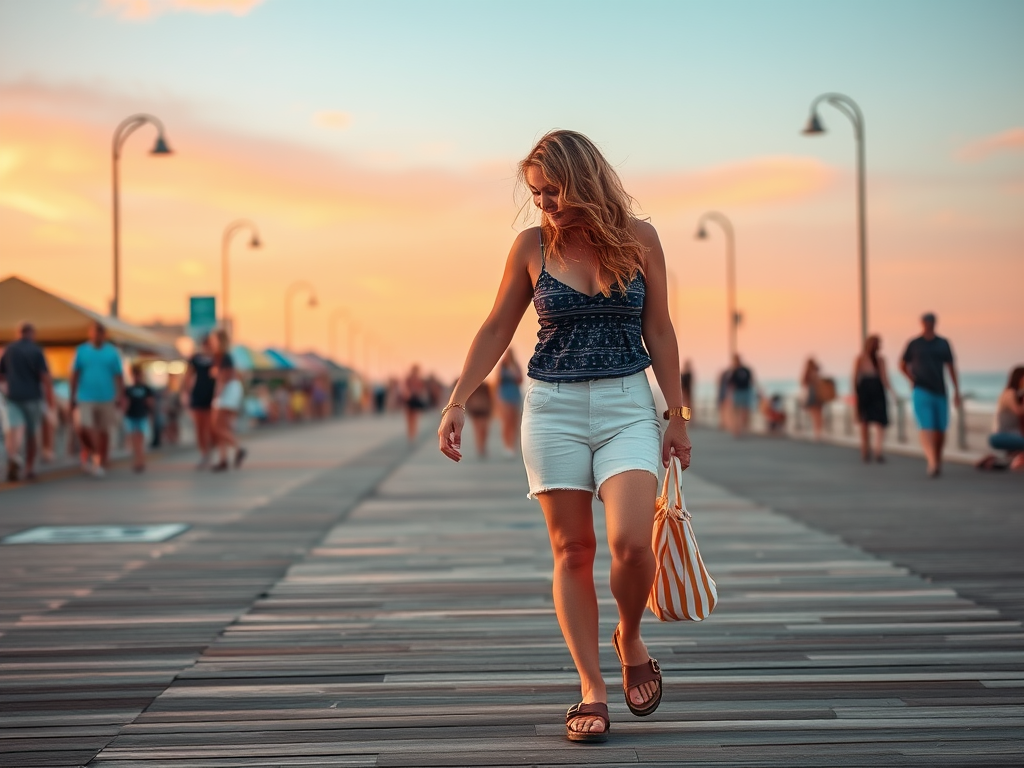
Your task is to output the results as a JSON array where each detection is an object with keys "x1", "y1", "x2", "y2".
[{"x1": 518, "y1": 130, "x2": 646, "y2": 297}]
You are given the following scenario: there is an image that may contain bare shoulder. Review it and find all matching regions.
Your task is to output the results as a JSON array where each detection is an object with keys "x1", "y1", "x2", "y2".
[
  {"x1": 633, "y1": 218, "x2": 661, "y2": 247},
  {"x1": 510, "y1": 226, "x2": 543, "y2": 269}
]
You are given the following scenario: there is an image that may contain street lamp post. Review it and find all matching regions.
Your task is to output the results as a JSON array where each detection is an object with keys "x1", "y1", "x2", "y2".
[
  {"x1": 695, "y1": 211, "x2": 740, "y2": 359},
  {"x1": 802, "y1": 92, "x2": 868, "y2": 344},
  {"x1": 284, "y1": 281, "x2": 318, "y2": 351},
  {"x1": 221, "y1": 219, "x2": 261, "y2": 335},
  {"x1": 111, "y1": 114, "x2": 172, "y2": 318}
]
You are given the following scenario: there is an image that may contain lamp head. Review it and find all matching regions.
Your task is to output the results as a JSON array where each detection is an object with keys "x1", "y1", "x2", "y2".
[
  {"x1": 150, "y1": 134, "x2": 173, "y2": 155},
  {"x1": 249, "y1": 235, "x2": 261, "y2": 249},
  {"x1": 695, "y1": 225, "x2": 708, "y2": 240},
  {"x1": 802, "y1": 112, "x2": 825, "y2": 135},
  {"x1": 308, "y1": 294, "x2": 319, "y2": 308}
]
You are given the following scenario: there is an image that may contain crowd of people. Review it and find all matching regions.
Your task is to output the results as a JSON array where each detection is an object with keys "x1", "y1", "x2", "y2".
[{"x1": 701, "y1": 312, "x2": 1022, "y2": 476}]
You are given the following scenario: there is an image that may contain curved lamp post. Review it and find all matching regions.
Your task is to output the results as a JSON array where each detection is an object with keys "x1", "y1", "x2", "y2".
[
  {"x1": 112, "y1": 113, "x2": 173, "y2": 318},
  {"x1": 695, "y1": 211, "x2": 740, "y2": 359},
  {"x1": 221, "y1": 219, "x2": 261, "y2": 334},
  {"x1": 284, "y1": 280, "x2": 318, "y2": 351},
  {"x1": 328, "y1": 307, "x2": 358, "y2": 367},
  {"x1": 802, "y1": 92, "x2": 868, "y2": 344}
]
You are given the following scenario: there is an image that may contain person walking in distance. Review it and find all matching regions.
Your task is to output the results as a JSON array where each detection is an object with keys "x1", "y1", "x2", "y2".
[
  {"x1": 123, "y1": 364, "x2": 155, "y2": 473},
  {"x1": 464, "y1": 379, "x2": 494, "y2": 458},
  {"x1": 437, "y1": 131, "x2": 691, "y2": 743},
  {"x1": 727, "y1": 353, "x2": 755, "y2": 437},
  {"x1": 0, "y1": 322, "x2": 55, "y2": 481},
  {"x1": 181, "y1": 334, "x2": 216, "y2": 469},
  {"x1": 900, "y1": 312, "x2": 961, "y2": 477},
  {"x1": 209, "y1": 329, "x2": 246, "y2": 472},
  {"x1": 0, "y1": 322, "x2": 55, "y2": 482},
  {"x1": 852, "y1": 335, "x2": 893, "y2": 463},
  {"x1": 680, "y1": 359, "x2": 694, "y2": 415},
  {"x1": 403, "y1": 364, "x2": 428, "y2": 443},
  {"x1": 497, "y1": 348, "x2": 524, "y2": 456},
  {"x1": 70, "y1": 322, "x2": 123, "y2": 477},
  {"x1": 801, "y1": 357, "x2": 825, "y2": 441}
]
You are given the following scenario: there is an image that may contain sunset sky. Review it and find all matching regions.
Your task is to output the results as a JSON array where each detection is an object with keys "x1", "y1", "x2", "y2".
[{"x1": 1, "y1": 0, "x2": 1021, "y2": 383}]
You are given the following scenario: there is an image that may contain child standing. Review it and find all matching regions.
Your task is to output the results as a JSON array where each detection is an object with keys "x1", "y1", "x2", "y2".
[{"x1": 124, "y1": 364, "x2": 154, "y2": 473}]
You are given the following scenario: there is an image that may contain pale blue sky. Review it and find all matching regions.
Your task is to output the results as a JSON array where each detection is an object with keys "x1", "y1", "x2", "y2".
[{"x1": 2, "y1": 0, "x2": 1021, "y2": 173}]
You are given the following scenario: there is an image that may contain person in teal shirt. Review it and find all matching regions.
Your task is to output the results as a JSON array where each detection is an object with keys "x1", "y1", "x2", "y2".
[{"x1": 70, "y1": 322, "x2": 124, "y2": 476}]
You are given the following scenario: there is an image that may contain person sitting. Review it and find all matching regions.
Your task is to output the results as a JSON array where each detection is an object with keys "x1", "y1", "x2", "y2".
[{"x1": 980, "y1": 366, "x2": 1024, "y2": 471}]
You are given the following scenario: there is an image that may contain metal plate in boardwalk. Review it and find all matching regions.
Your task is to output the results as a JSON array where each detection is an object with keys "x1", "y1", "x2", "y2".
[{"x1": 2, "y1": 523, "x2": 189, "y2": 544}]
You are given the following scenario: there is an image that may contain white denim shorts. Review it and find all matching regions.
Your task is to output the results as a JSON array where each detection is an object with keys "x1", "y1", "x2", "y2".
[{"x1": 520, "y1": 371, "x2": 662, "y2": 500}]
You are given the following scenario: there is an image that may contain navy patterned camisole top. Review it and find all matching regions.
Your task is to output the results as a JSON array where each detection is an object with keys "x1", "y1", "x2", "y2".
[{"x1": 527, "y1": 231, "x2": 652, "y2": 383}]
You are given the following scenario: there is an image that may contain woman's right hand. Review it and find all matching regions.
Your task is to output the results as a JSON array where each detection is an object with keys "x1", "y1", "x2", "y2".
[{"x1": 438, "y1": 407, "x2": 465, "y2": 462}]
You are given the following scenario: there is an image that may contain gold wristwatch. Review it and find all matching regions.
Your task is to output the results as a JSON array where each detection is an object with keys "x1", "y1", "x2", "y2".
[{"x1": 663, "y1": 406, "x2": 692, "y2": 421}]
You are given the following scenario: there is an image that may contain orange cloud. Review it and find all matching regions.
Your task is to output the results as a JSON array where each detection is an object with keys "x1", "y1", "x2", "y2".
[
  {"x1": 101, "y1": 0, "x2": 264, "y2": 20},
  {"x1": 629, "y1": 156, "x2": 837, "y2": 213},
  {"x1": 312, "y1": 110, "x2": 352, "y2": 131},
  {"x1": 957, "y1": 127, "x2": 1024, "y2": 162}
]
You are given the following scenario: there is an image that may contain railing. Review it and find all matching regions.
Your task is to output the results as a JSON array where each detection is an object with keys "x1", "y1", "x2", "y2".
[{"x1": 697, "y1": 394, "x2": 994, "y2": 456}]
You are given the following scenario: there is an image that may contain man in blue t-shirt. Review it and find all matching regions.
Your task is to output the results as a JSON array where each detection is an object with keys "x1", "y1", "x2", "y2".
[
  {"x1": 70, "y1": 322, "x2": 124, "y2": 477},
  {"x1": 900, "y1": 312, "x2": 961, "y2": 478}
]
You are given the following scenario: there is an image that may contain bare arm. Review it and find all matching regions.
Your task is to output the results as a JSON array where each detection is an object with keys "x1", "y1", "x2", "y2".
[
  {"x1": 437, "y1": 230, "x2": 536, "y2": 461},
  {"x1": 851, "y1": 357, "x2": 860, "y2": 402},
  {"x1": 638, "y1": 221, "x2": 691, "y2": 469},
  {"x1": 899, "y1": 358, "x2": 913, "y2": 385},
  {"x1": 878, "y1": 355, "x2": 894, "y2": 394},
  {"x1": 947, "y1": 357, "x2": 961, "y2": 408}
]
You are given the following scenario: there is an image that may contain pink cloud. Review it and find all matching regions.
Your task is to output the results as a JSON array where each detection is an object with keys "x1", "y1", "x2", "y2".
[
  {"x1": 957, "y1": 127, "x2": 1024, "y2": 162},
  {"x1": 629, "y1": 156, "x2": 837, "y2": 212},
  {"x1": 101, "y1": 0, "x2": 264, "y2": 21}
]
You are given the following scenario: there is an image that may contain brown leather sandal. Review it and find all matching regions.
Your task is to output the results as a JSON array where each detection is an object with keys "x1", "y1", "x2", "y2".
[
  {"x1": 612, "y1": 626, "x2": 663, "y2": 717},
  {"x1": 565, "y1": 702, "x2": 610, "y2": 743}
]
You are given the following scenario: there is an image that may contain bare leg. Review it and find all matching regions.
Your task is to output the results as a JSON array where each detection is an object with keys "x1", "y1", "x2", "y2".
[
  {"x1": 406, "y1": 409, "x2": 419, "y2": 442},
  {"x1": 873, "y1": 424, "x2": 886, "y2": 460},
  {"x1": 24, "y1": 424, "x2": 38, "y2": 474},
  {"x1": 919, "y1": 429, "x2": 938, "y2": 474},
  {"x1": 859, "y1": 421, "x2": 870, "y2": 461},
  {"x1": 96, "y1": 428, "x2": 110, "y2": 467},
  {"x1": 470, "y1": 415, "x2": 489, "y2": 458},
  {"x1": 933, "y1": 430, "x2": 946, "y2": 473},
  {"x1": 130, "y1": 432, "x2": 145, "y2": 469},
  {"x1": 538, "y1": 490, "x2": 606, "y2": 736},
  {"x1": 214, "y1": 411, "x2": 238, "y2": 463},
  {"x1": 600, "y1": 470, "x2": 660, "y2": 710}
]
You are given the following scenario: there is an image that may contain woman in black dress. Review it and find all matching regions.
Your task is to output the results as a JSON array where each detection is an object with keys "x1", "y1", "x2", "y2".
[{"x1": 852, "y1": 334, "x2": 893, "y2": 463}]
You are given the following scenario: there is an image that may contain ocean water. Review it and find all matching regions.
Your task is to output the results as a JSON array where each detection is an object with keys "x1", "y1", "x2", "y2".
[{"x1": 695, "y1": 371, "x2": 1009, "y2": 405}]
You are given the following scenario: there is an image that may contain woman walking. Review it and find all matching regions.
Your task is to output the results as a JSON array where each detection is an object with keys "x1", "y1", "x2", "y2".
[
  {"x1": 182, "y1": 335, "x2": 216, "y2": 469},
  {"x1": 403, "y1": 364, "x2": 429, "y2": 443},
  {"x1": 852, "y1": 335, "x2": 892, "y2": 462},
  {"x1": 437, "y1": 130, "x2": 690, "y2": 743},
  {"x1": 801, "y1": 357, "x2": 824, "y2": 440},
  {"x1": 209, "y1": 329, "x2": 246, "y2": 472},
  {"x1": 496, "y1": 348, "x2": 523, "y2": 456}
]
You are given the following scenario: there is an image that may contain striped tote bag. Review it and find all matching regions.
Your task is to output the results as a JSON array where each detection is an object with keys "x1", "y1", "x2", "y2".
[{"x1": 647, "y1": 457, "x2": 718, "y2": 622}]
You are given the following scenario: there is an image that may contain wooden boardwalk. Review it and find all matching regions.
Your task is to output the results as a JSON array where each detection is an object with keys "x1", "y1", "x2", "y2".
[{"x1": 1, "y1": 416, "x2": 1021, "y2": 767}]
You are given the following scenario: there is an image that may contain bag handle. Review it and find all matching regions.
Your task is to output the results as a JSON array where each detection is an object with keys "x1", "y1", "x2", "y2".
[{"x1": 659, "y1": 456, "x2": 688, "y2": 518}]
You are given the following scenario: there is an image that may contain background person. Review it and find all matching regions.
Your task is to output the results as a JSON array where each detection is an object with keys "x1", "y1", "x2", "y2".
[
  {"x1": 900, "y1": 312, "x2": 960, "y2": 478},
  {"x1": 680, "y1": 359, "x2": 694, "y2": 414},
  {"x1": 497, "y1": 348, "x2": 523, "y2": 456},
  {"x1": 464, "y1": 379, "x2": 494, "y2": 458},
  {"x1": 0, "y1": 321, "x2": 54, "y2": 482},
  {"x1": 403, "y1": 364, "x2": 428, "y2": 443},
  {"x1": 123, "y1": 363, "x2": 155, "y2": 473},
  {"x1": 181, "y1": 335, "x2": 216, "y2": 469},
  {"x1": 437, "y1": 130, "x2": 690, "y2": 743},
  {"x1": 853, "y1": 335, "x2": 893, "y2": 463},
  {"x1": 210, "y1": 329, "x2": 246, "y2": 472},
  {"x1": 987, "y1": 366, "x2": 1024, "y2": 471},
  {"x1": 727, "y1": 353, "x2": 754, "y2": 437},
  {"x1": 801, "y1": 357, "x2": 825, "y2": 440},
  {"x1": 70, "y1": 322, "x2": 123, "y2": 477}
]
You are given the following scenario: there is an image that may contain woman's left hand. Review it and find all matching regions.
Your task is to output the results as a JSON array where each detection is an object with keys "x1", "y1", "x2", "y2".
[{"x1": 662, "y1": 419, "x2": 692, "y2": 470}]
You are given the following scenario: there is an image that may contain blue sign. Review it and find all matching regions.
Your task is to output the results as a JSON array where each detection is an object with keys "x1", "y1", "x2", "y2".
[{"x1": 189, "y1": 296, "x2": 217, "y2": 328}]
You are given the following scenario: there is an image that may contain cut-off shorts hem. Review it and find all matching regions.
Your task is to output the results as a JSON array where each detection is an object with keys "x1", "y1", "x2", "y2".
[{"x1": 521, "y1": 371, "x2": 662, "y2": 501}]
